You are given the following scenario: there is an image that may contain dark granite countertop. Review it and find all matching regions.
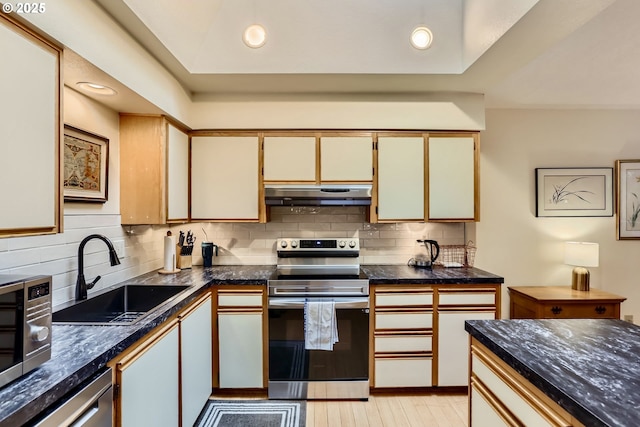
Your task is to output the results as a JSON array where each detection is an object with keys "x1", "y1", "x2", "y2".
[
  {"x1": 0, "y1": 265, "x2": 273, "y2": 427},
  {"x1": 0, "y1": 263, "x2": 502, "y2": 425},
  {"x1": 361, "y1": 264, "x2": 504, "y2": 284},
  {"x1": 465, "y1": 319, "x2": 640, "y2": 427}
]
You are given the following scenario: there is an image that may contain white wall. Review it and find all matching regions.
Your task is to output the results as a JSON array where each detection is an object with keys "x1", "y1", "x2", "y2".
[{"x1": 477, "y1": 108, "x2": 640, "y2": 320}]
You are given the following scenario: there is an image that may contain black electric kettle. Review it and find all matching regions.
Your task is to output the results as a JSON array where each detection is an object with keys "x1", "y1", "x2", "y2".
[{"x1": 408, "y1": 239, "x2": 440, "y2": 269}]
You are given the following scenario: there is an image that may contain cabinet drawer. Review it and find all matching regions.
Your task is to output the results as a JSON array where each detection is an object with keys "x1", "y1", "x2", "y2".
[
  {"x1": 375, "y1": 335, "x2": 432, "y2": 353},
  {"x1": 375, "y1": 312, "x2": 432, "y2": 330},
  {"x1": 472, "y1": 354, "x2": 561, "y2": 427},
  {"x1": 541, "y1": 303, "x2": 617, "y2": 319},
  {"x1": 376, "y1": 292, "x2": 433, "y2": 307},
  {"x1": 439, "y1": 292, "x2": 495, "y2": 306},
  {"x1": 375, "y1": 357, "x2": 432, "y2": 387},
  {"x1": 218, "y1": 294, "x2": 263, "y2": 307}
]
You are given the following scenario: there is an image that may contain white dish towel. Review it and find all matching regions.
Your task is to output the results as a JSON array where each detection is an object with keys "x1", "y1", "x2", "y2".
[{"x1": 304, "y1": 300, "x2": 339, "y2": 351}]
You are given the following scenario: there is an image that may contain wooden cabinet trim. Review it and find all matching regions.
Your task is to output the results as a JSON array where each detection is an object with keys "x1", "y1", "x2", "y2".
[
  {"x1": 178, "y1": 292, "x2": 212, "y2": 320},
  {"x1": 472, "y1": 340, "x2": 576, "y2": 427},
  {"x1": 114, "y1": 320, "x2": 179, "y2": 370},
  {"x1": 471, "y1": 375, "x2": 524, "y2": 427},
  {"x1": 0, "y1": 14, "x2": 62, "y2": 237}
]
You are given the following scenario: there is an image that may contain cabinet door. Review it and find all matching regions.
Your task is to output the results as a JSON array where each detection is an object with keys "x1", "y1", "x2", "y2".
[
  {"x1": 471, "y1": 386, "x2": 512, "y2": 427},
  {"x1": 191, "y1": 136, "x2": 259, "y2": 220},
  {"x1": 218, "y1": 312, "x2": 263, "y2": 388},
  {"x1": 264, "y1": 136, "x2": 316, "y2": 181},
  {"x1": 120, "y1": 115, "x2": 167, "y2": 225},
  {"x1": 180, "y1": 295, "x2": 212, "y2": 427},
  {"x1": 118, "y1": 324, "x2": 179, "y2": 427},
  {"x1": 438, "y1": 311, "x2": 494, "y2": 386},
  {"x1": 167, "y1": 123, "x2": 189, "y2": 221},
  {"x1": 428, "y1": 135, "x2": 477, "y2": 221},
  {"x1": 377, "y1": 137, "x2": 424, "y2": 220},
  {"x1": 320, "y1": 136, "x2": 373, "y2": 182},
  {"x1": 0, "y1": 16, "x2": 60, "y2": 236}
]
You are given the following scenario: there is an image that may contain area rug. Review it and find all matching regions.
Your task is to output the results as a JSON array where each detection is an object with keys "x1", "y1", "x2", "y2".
[{"x1": 194, "y1": 400, "x2": 306, "y2": 427}]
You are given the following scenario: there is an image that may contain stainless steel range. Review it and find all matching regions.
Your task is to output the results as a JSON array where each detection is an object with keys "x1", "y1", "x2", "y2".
[{"x1": 268, "y1": 238, "x2": 369, "y2": 400}]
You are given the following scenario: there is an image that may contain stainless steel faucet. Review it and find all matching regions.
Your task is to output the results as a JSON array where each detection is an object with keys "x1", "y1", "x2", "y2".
[{"x1": 76, "y1": 234, "x2": 121, "y2": 301}]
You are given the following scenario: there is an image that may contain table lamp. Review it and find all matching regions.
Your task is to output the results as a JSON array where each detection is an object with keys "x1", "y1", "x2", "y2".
[{"x1": 564, "y1": 242, "x2": 599, "y2": 291}]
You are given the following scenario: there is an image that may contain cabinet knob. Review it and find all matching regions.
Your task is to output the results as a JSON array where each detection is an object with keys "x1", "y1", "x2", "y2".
[
  {"x1": 595, "y1": 306, "x2": 607, "y2": 315},
  {"x1": 551, "y1": 306, "x2": 563, "y2": 315}
]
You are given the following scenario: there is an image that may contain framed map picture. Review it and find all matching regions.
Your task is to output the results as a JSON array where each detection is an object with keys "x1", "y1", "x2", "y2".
[{"x1": 63, "y1": 125, "x2": 109, "y2": 203}]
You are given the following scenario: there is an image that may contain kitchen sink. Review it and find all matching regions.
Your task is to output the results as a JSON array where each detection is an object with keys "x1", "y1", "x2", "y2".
[{"x1": 52, "y1": 285, "x2": 191, "y2": 325}]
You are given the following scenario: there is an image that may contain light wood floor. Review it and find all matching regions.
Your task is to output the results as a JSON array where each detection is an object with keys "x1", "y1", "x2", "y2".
[
  {"x1": 211, "y1": 392, "x2": 468, "y2": 427},
  {"x1": 306, "y1": 393, "x2": 468, "y2": 427}
]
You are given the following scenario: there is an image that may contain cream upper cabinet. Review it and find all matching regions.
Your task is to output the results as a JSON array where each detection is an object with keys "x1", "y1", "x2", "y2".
[
  {"x1": 320, "y1": 136, "x2": 373, "y2": 182},
  {"x1": 191, "y1": 136, "x2": 259, "y2": 220},
  {"x1": 0, "y1": 15, "x2": 61, "y2": 237},
  {"x1": 427, "y1": 134, "x2": 478, "y2": 221},
  {"x1": 167, "y1": 123, "x2": 190, "y2": 221},
  {"x1": 263, "y1": 136, "x2": 316, "y2": 182},
  {"x1": 377, "y1": 136, "x2": 425, "y2": 221},
  {"x1": 120, "y1": 115, "x2": 190, "y2": 224}
]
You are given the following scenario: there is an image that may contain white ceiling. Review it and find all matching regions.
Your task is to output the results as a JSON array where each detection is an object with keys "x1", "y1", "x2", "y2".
[{"x1": 72, "y1": 0, "x2": 640, "y2": 110}]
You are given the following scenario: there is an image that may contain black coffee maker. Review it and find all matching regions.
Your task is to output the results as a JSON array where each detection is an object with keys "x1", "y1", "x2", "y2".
[{"x1": 408, "y1": 239, "x2": 440, "y2": 269}]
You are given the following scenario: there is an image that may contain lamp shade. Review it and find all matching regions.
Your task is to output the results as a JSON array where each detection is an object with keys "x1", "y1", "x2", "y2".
[{"x1": 564, "y1": 242, "x2": 599, "y2": 267}]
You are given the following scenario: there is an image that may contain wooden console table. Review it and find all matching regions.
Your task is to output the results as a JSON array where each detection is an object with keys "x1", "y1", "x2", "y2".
[{"x1": 508, "y1": 286, "x2": 626, "y2": 319}]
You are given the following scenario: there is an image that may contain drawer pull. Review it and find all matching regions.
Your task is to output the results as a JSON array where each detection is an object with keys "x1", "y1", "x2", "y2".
[
  {"x1": 595, "y1": 306, "x2": 607, "y2": 315},
  {"x1": 551, "y1": 306, "x2": 563, "y2": 315}
]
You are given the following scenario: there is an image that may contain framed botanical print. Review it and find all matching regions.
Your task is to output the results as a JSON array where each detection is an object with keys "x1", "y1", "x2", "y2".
[
  {"x1": 63, "y1": 125, "x2": 109, "y2": 203},
  {"x1": 535, "y1": 167, "x2": 613, "y2": 217},
  {"x1": 616, "y1": 160, "x2": 640, "y2": 239}
]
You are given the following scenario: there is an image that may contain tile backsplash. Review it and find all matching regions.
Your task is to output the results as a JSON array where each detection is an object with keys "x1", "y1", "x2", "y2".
[
  {"x1": 193, "y1": 206, "x2": 468, "y2": 265},
  {"x1": 0, "y1": 207, "x2": 469, "y2": 306}
]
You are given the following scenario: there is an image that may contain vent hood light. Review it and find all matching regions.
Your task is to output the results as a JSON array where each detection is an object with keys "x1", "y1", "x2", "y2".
[
  {"x1": 76, "y1": 82, "x2": 117, "y2": 96},
  {"x1": 243, "y1": 24, "x2": 267, "y2": 48},
  {"x1": 410, "y1": 26, "x2": 433, "y2": 50}
]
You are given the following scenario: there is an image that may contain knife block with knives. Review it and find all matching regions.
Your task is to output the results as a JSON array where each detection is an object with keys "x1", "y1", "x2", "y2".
[{"x1": 176, "y1": 230, "x2": 195, "y2": 269}]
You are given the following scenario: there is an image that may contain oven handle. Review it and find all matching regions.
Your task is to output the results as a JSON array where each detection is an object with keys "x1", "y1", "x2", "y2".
[{"x1": 268, "y1": 297, "x2": 369, "y2": 309}]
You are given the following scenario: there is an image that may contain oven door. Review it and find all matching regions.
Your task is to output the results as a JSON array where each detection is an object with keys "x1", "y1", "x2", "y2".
[
  {"x1": 0, "y1": 282, "x2": 25, "y2": 388},
  {"x1": 268, "y1": 296, "x2": 369, "y2": 400}
]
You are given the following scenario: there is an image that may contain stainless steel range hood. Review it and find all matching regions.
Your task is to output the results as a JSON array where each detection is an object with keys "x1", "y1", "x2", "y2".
[{"x1": 265, "y1": 184, "x2": 372, "y2": 206}]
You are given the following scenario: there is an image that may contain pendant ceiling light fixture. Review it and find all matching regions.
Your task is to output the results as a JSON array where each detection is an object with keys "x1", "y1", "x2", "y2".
[
  {"x1": 243, "y1": 24, "x2": 267, "y2": 48},
  {"x1": 410, "y1": 26, "x2": 433, "y2": 50}
]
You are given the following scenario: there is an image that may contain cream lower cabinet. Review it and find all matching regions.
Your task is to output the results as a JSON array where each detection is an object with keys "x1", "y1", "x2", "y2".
[
  {"x1": 372, "y1": 284, "x2": 501, "y2": 390},
  {"x1": 437, "y1": 287, "x2": 499, "y2": 387},
  {"x1": 373, "y1": 286, "x2": 434, "y2": 387},
  {"x1": 216, "y1": 288, "x2": 265, "y2": 389},
  {"x1": 111, "y1": 293, "x2": 212, "y2": 427},
  {"x1": 470, "y1": 339, "x2": 580, "y2": 427},
  {"x1": 114, "y1": 321, "x2": 180, "y2": 427},
  {"x1": 179, "y1": 294, "x2": 213, "y2": 427}
]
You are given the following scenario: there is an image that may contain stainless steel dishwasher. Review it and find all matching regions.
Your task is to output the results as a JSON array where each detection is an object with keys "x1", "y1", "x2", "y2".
[{"x1": 33, "y1": 369, "x2": 113, "y2": 427}]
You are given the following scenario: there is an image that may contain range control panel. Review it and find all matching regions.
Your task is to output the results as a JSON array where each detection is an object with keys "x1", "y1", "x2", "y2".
[{"x1": 277, "y1": 238, "x2": 359, "y2": 251}]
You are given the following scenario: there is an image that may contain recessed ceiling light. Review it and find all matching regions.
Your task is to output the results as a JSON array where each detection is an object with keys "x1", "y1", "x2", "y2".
[
  {"x1": 410, "y1": 26, "x2": 433, "y2": 50},
  {"x1": 76, "y1": 82, "x2": 117, "y2": 96},
  {"x1": 243, "y1": 24, "x2": 267, "y2": 48}
]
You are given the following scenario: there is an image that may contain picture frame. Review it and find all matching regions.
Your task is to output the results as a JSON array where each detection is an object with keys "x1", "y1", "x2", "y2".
[
  {"x1": 63, "y1": 125, "x2": 109, "y2": 203},
  {"x1": 535, "y1": 167, "x2": 613, "y2": 217},
  {"x1": 615, "y1": 160, "x2": 640, "y2": 240}
]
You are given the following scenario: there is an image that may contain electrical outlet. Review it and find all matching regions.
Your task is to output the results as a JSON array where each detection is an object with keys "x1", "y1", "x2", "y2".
[
  {"x1": 113, "y1": 240, "x2": 125, "y2": 259},
  {"x1": 624, "y1": 315, "x2": 634, "y2": 323}
]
